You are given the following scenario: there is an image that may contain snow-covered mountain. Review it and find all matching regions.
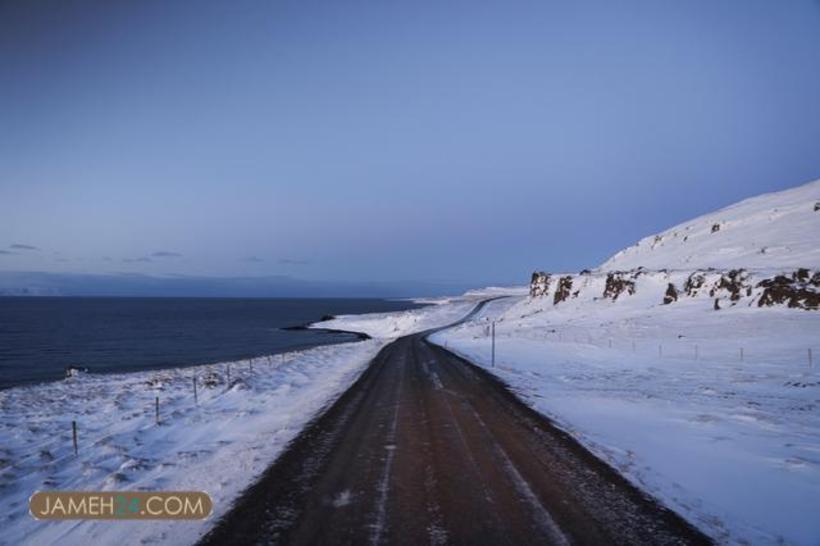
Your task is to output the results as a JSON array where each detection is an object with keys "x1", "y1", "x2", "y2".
[
  {"x1": 601, "y1": 179, "x2": 820, "y2": 271},
  {"x1": 530, "y1": 179, "x2": 820, "y2": 311}
]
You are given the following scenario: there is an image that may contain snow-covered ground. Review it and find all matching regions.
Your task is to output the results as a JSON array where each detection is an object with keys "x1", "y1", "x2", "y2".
[
  {"x1": 432, "y1": 179, "x2": 820, "y2": 545},
  {"x1": 0, "y1": 298, "x2": 477, "y2": 546},
  {"x1": 432, "y1": 296, "x2": 820, "y2": 545}
]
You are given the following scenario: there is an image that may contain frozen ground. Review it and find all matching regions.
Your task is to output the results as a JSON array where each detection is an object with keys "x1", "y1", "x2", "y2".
[
  {"x1": 0, "y1": 298, "x2": 475, "y2": 546},
  {"x1": 432, "y1": 290, "x2": 820, "y2": 545}
]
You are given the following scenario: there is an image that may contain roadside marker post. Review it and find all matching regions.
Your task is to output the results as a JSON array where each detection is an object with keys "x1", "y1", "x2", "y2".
[
  {"x1": 72, "y1": 420, "x2": 78, "y2": 456},
  {"x1": 193, "y1": 376, "x2": 198, "y2": 405},
  {"x1": 155, "y1": 396, "x2": 160, "y2": 425},
  {"x1": 491, "y1": 321, "x2": 496, "y2": 368},
  {"x1": 810, "y1": 348, "x2": 814, "y2": 368}
]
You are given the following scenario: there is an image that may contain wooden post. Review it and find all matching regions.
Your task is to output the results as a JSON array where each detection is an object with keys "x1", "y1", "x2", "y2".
[
  {"x1": 72, "y1": 420, "x2": 78, "y2": 456},
  {"x1": 155, "y1": 396, "x2": 160, "y2": 425},
  {"x1": 491, "y1": 321, "x2": 496, "y2": 368},
  {"x1": 810, "y1": 348, "x2": 814, "y2": 368},
  {"x1": 193, "y1": 376, "x2": 198, "y2": 405},
  {"x1": 740, "y1": 347, "x2": 744, "y2": 362},
  {"x1": 658, "y1": 344, "x2": 663, "y2": 359},
  {"x1": 249, "y1": 360, "x2": 253, "y2": 374},
  {"x1": 227, "y1": 364, "x2": 231, "y2": 384}
]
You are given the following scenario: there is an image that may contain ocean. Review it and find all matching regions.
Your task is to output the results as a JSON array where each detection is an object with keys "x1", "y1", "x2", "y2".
[{"x1": 0, "y1": 297, "x2": 422, "y2": 389}]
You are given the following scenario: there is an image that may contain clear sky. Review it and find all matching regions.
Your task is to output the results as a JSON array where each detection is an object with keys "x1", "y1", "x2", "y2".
[{"x1": 2, "y1": 0, "x2": 820, "y2": 288}]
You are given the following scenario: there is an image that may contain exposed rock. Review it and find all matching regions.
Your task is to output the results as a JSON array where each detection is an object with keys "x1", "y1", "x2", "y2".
[
  {"x1": 684, "y1": 272, "x2": 707, "y2": 296},
  {"x1": 711, "y1": 223, "x2": 721, "y2": 233},
  {"x1": 553, "y1": 276, "x2": 573, "y2": 305},
  {"x1": 815, "y1": 202, "x2": 820, "y2": 212},
  {"x1": 757, "y1": 269, "x2": 819, "y2": 310},
  {"x1": 530, "y1": 272, "x2": 551, "y2": 297},
  {"x1": 603, "y1": 272, "x2": 636, "y2": 301},
  {"x1": 709, "y1": 269, "x2": 750, "y2": 302},
  {"x1": 663, "y1": 283, "x2": 678, "y2": 305}
]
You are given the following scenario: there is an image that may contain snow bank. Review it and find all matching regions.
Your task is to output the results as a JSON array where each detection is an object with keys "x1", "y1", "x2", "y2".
[{"x1": 0, "y1": 296, "x2": 480, "y2": 546}]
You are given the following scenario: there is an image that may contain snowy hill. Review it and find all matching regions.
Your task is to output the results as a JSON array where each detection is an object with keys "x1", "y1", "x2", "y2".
[
  {"x1": 601, "y1": 179, "x2": 820, "y2": 271},
  {"x1": 430, "y1": 179, "x2": 820, "y2": 544},
  {"x1": 527, "y1": 179, "x2": 820, "y2": 312}
]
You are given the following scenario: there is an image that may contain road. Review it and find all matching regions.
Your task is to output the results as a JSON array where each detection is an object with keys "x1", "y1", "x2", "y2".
[{"x1": 200, "y1": 300, "x2": 711, "y2": 545}]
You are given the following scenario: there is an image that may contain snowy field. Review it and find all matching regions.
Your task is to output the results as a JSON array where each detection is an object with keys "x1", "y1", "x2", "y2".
[
  {"x1": 0, "y1": 298, "x2": 476, "y2": 546},
  {"x1": 432, "y1": 293, "x2": 820, "y2": 545}
]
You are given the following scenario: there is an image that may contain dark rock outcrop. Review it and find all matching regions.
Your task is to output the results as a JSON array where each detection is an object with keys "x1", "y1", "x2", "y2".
[
  {"x1": 757, "y1": 269, "x2": 820, "y2": 310},
  {"x1": 530, "y1": 272, "x2": 551, "y2": 297},
  {"x1": 709, "y1": 269, "x2": 750, "y2": 302},
  {"x1": 663, "y1": 283, "x2": 678, "y2": 305},
  {"x1": 554, "y1": 276, "x2": 573, "y2": 305},
  {"x1": 603, "y1": 272, "x2": 636, "y2": 301},
  {"x1": 684, "y1": 272, "x2": 707, "y2": 296}
]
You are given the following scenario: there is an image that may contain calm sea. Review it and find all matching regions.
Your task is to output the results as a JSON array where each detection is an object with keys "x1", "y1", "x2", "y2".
[{"x1": 0, "y1": 297, "x2": 422, "y2": 389}]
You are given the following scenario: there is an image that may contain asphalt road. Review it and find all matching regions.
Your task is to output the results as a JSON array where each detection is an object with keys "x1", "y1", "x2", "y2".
[{"x1": 200, "y1": 300, "x2": 711, "y2": 546}]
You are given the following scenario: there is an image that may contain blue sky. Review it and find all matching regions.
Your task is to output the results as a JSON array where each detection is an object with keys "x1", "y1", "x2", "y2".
[{"x1": 2, "y1": 0, "x2": 820, "y2": 288}]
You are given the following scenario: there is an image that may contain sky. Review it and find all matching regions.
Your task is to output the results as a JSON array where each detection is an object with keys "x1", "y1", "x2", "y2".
[{"x1": 2, "y1": 0, "x2": 820, "y2": 291}]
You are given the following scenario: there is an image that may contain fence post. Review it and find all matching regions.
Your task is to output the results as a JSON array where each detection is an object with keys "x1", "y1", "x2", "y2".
[
  {"x1": 491, "y1": 321, "x2": 496, "y2": 368},
  {"x1": 72, "y1": 420, "x2": 78, "y2": 456},
  {"x1": 193, "y1": 376, "x2": 198, "y2": 405},
  {"x1": 249, "y1": 360, "x2": 253, "y2": 374},
  {"x1": 155, "y1": 396, "x2": 160, "y2": 425},
  {"x1": 810, "y1": 348, "x2": 814, "y2": 368},
  {"x1": 658, "y1": 344, "x2": 663, "y2": 359},
  {"x1": 227, "y1": 364, "x2": 231, "y2": 384},
  {"x1": 740, "y1": 347, "x2": 744, "y2": 362}
]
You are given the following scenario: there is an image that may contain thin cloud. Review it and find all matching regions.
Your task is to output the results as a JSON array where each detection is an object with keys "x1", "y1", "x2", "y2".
[
  {"x1": 279, "y1": 258, "x2": 310, "y2": 265},
  {"x1": 151, "y1": 251, "x2": 182, "y2": 258},
  {"x1": 244, "y1": 256, "x2": 264, "y2": 263},
  {"x1": 123, "y1": 257, "x2": 152, "y2": 263},
  {"x1": 0, "y1": 250, "x2": 15, "y2": 255},
  {"x1": 10, "y1": 244, "x2": 38, "y2": 250}
]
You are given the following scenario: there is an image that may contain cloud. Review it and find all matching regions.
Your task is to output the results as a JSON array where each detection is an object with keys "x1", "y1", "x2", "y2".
[
  {"x1": 151, "y1": 251, "x2": 182, "y2": 258},
  {"x1": 0, "y1": 250, "x2": 15, "y2": 255},
  {"x1": 244, "y1": 256, "x2": 264, "y2": 263},
  {"x1": 279, "y1": 258, "x2": 310, "y2": 265},
  {"x1": 123, "y1": 257, "x2": 152, "y2": 263},
  {"x1": 10, "y1": 244, "x2": 38, "y2": 250}
]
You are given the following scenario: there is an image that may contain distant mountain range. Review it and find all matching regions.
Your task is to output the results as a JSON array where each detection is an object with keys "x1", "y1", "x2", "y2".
[{"x1": 0, "y1": 271, "x2": 474, "y2": 298}]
